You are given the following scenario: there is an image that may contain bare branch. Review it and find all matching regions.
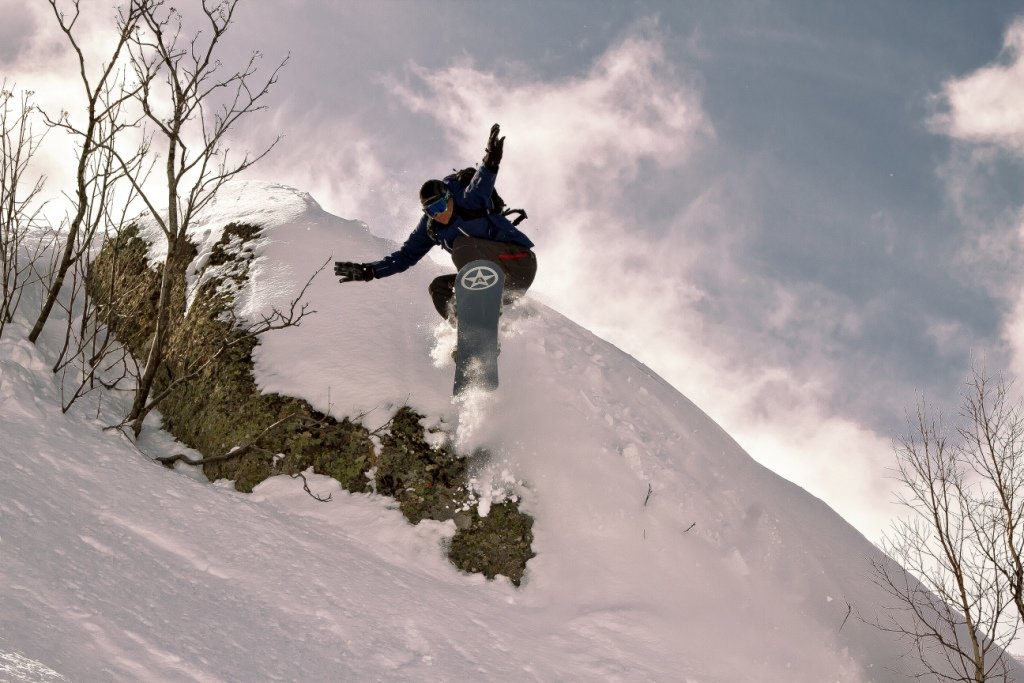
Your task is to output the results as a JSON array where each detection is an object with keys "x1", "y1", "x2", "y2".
[
  {"x1": 0, "y1": 85, "x2": 48, "y2": 340},
  {"x1": 876, "y1": 368, "x2": 1023, "y2": 681},
  {"x1": 118, "y1": 0, "x2": 286, "y2": 437},
  {"x1": 154, "y1": 412, "x2": 301, "y2": 467},
  {"x1": 290, "y1": 470, "x2": 333, "y2": 503},
  {"x1": 29, "y1": 0, "x2": 150, "y2": 344}
]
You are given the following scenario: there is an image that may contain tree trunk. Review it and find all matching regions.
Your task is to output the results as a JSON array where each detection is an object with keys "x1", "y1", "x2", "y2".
[
  {"x1": 27, "y1": 100, "x2": 97, "y2": 344},
  {"x1": 27, "y1": 209, "x2": 83, "y2": 344},
  {"x1": 126, "y1": 230, "x2": 188, "y2": 436}
]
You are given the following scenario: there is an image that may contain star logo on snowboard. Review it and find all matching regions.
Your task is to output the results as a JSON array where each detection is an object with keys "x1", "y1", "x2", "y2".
[{"x1": 461, "y1": 265, "x2": 500, "y2": 290}]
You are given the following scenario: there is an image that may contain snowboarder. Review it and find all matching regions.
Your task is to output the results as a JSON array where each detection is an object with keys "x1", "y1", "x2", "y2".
[{"x1": 333, "y1": 123, "x2": 536, "y2": 322}]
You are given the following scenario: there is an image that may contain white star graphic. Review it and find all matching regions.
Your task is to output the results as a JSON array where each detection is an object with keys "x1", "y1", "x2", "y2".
[{"x1": 462, "y1": 266, "x2": 499, "y2": 290}]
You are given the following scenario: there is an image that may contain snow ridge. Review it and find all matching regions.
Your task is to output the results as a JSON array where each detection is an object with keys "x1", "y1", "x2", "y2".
[{"x1": 3, "y1": 180, "x2": 1021, "y2": 682}]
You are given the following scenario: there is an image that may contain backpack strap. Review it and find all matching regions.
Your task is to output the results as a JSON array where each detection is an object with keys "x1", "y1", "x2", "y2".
[
  {"x1": 503, "y1": 208, "x2": 528, "y2": 227},
  {"x1": 446, "y1": 166, "x2": 528, "y2": 226}
]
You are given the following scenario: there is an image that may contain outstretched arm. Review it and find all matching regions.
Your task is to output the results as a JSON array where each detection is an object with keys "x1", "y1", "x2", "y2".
[
  {"x1": 483, "y1": 123, "x2": 504, "y2": 171},
  {"x1": 346, "y1": 215, "x2": 435, "y2": 281},
  {"x1": 458, "y1": 123, "x2": 506, "y2": 210}
]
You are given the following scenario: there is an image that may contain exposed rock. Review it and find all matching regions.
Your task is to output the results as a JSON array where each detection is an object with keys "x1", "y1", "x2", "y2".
[{"x1": 88, "y1": 222, "x2": 535, "y2": 584}]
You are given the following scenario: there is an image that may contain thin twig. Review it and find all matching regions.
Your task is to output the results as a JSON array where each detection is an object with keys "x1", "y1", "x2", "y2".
[
  {"x1": 840, "y1": 601, "x2": 852, "y2": 632},
  {"x1": 291, "y1": 470, "x2": 332, "y2": 503},
  {"x1": 154, "y1": 413, "x2": 300, "y2": 466}
]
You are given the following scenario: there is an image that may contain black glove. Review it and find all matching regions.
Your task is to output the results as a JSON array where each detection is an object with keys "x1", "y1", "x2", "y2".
[
  {"x1": 482, "y1": 123, "x2": 504, "y2": 171},
  {"x1": 334, "y1": 261, "x2": 375, "y2": 283}
]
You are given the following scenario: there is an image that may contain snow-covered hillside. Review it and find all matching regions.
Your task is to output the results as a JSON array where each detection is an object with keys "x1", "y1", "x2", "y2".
[{"x1": 1, "y1": 180, "x2": 1017, "y2": 682}]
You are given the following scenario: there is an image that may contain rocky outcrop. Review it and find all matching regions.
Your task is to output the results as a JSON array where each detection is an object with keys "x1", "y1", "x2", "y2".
[{"x1": 88, "y1": 223, "x2": 534, "y2": 585}]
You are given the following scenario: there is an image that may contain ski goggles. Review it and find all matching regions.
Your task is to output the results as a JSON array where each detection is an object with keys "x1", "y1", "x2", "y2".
[{"x1": 422, "y1": 192, "x2": 451, "y2": 218}]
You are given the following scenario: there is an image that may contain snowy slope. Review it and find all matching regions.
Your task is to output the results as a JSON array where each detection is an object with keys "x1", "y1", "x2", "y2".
[{"x1": 1, "y1": 180, "x2": 1018, "y2": 682}]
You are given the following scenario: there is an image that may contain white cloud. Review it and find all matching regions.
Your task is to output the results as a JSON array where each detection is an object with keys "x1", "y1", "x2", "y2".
[
  {"x1": 243, "y1": 106, "x2": 394, "y2": 223},
  {"x1": 737, "y1": 407, "x2": 897, "y2": 541},
  {"x1": 932, "y1": 18, "x2": 1024, "y2": 380},
  {"x1": 931, "y1": 18, "x2": 1024, "y2": 154}
]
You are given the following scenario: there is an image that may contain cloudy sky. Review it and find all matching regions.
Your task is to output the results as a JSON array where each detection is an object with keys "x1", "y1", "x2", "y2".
[{"x1": 7, "y1": 0, "x2": 1024, "y2": 543}]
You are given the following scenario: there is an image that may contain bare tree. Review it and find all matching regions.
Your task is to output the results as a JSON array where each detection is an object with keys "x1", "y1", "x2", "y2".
[
  {"x1": 27, "y1": 0, "x2": 151, "y2": 345},
  {"x1": 876, "y1": 369, "x2": 1024, "y2": 682},
  {"x1": 959, "y1": 371, "x2": 1024, "y2": 623},
  {"x1": 115, "y1": 0, "x2": 286, "y2": 436},
  {"x1": 0, "y1": 85, "x2": 47, "y2": 340},
  {"x1": 52, "y1": 184, "x2": 145, "y2": 413}
]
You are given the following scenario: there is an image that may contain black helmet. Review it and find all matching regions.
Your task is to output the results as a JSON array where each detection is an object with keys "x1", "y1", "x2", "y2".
[{"x1": 419, "y1": 179, "x2": 447, "y2": 207}]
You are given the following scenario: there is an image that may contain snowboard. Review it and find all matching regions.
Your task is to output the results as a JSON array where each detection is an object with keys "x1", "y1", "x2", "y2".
[{"x1": 453, "y1": 259, "x2": 505, "y2": 396}]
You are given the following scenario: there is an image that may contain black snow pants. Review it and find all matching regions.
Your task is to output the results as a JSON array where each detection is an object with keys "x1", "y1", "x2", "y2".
[{"x1": 428, "y1": 235, "x2": 537, "y2": 322}]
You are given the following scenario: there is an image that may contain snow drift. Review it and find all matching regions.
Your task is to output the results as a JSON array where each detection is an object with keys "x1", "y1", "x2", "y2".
[{"x1": 1, "y1": 179, "x2": 1018, "y2": 682}]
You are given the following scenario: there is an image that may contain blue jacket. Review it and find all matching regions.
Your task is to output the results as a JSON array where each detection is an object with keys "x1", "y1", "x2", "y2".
[{"x1": 371, "y1": 165, "x2": 533, "y2": 278}]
